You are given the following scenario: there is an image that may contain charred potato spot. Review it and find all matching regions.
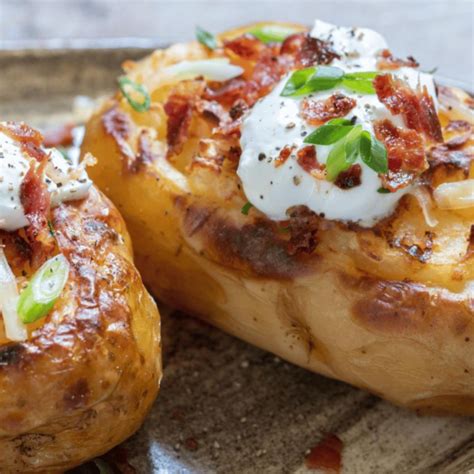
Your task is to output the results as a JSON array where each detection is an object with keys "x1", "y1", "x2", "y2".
[{"x1": 348, "y1": 275, "x2": 473, "y2": 337}]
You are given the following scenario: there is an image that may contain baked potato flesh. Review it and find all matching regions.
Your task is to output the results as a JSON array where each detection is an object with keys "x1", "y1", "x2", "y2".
[{"x1": 82, "y1": 22, "x2": 473, "y2": 414}]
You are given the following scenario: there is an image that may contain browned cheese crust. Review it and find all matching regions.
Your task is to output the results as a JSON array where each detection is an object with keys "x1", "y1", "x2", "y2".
[
  {"x1": 0, "y1": 188, "x2": 161, "y2": 473},
  {"x1": 82, "y1": 22, "x2": 474, "y2": 415}
]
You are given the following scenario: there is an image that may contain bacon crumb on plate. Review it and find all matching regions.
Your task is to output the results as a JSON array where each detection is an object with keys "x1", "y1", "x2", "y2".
[{"x1": 305, "y1": 433, "x2": 343, "y2": 473}]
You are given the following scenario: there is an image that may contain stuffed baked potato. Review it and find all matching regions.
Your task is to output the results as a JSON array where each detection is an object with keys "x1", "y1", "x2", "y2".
[
  {"x1": 82, "y1": 21, "x2": 473, "y2": 415},
  {"x1": 0, "y1": 122, "x2": 161, "y2": 472}
]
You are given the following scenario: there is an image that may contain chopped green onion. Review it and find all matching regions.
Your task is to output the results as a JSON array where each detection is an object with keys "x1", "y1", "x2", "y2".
[
  {"x1": 281, "y1": 66, "x2": 344, "y2": 97},
  {"x1": 196, "y1": 26, "x2": 218, "y2": 50},
  {"x1": 281, "y1": 67, "x2": 378, "y2": 97},
  {"x1": 249, "y1": 24, "x2": 301, "y2": 43},
  {"x1": 377, "y1": 187, "x2": 391, "y2": 194},
  {"x1": 363, "y1": 135, "x2": 388, "y2": 174},
  {"x1": 304, "y1": 118, "x2": 354, "y2": 145},
  {"x1": 341, "y1": 71, "x2": 378, "y2": 94},
  {"x1": 18, "y1": 254, "x2": 69, "y2": 324},
  {"x1": 47, "y1": 220, "x2": 55, "y2": 238},
  {"x1": 241, "y1": 201, "x2": 253, "y2": 215},
  {"x1": 325, "y1": 125, "x2": 362, "y2": 180},
  {"x1": 117, "y1": 76, "x2": 151, "y2": 112}
]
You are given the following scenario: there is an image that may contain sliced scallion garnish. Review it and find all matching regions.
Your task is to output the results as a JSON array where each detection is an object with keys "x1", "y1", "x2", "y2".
[
  {"x1": 196, "y1": 26, "x2": 218, "y2": 50},
  {"x1": 248, "y1": 25, "x2": 301, "y2": 44},
  {"x1": 241, "y1": 201, "x2": 253, "y2": 215},
  {"x1": 117, "y1": 76, "x2": 151, "y2": 112},
  {"x1": 17, "y1": 254, "x2": 69, "y2": 324},
  {"x1": 281, "y1": 66, "x2": 379, "y2": 97}
]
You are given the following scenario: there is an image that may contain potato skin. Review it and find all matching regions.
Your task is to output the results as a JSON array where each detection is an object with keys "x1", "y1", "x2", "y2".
[
  {"x1": 0, "y1": 187, "x2": 161, "y2": 473},
  {"x1": 82, "y1": 23, "x2": 473, "y2": 415}
]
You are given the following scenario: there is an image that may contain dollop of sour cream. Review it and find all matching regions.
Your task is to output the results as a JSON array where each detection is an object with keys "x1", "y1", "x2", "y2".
[
  {"x1": 0, "y1": 128, "x2": 92, "y2": 232},
  {"x1": 237, "y1": 20, "x2": 438, "y2": 227}
]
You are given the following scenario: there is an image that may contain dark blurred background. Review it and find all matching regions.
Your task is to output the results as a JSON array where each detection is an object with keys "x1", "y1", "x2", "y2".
[{"x1": 0, "y1": 0, "x2": 473, "y2": 84}]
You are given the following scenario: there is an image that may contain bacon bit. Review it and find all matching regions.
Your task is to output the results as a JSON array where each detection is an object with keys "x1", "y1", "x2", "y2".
[
  {"x1": 195, "y1": 99, "x2": 229, "y2": 125},
  {"x1": 229, "y1": 99, "x2": 249, "y2": 120},
  {"x1": 465, "y1": 225, "x2": 474, "y2": 261},
  {"x1": 334, "y1": 164, "x2": 362, "y2": 189},
  {"x1": 130, "y1": 130, "x2": 159, "y2": 173},
  {"x1": 102, "y1": 105, "x2": 135, "y2": 170},
  {"x1": 282, "y1": 33, "x2": 340, "y2": 67},
  {"x1": 296, "y1": 146, "x2": 325, "y2": 179},
  {"x1": 191, "y1": 139, "x2": 225, "y2": 173},
  {"x1": 224, "y1": 34, "x2": 266, "y2": 60},
  {"x1": 445, "y1": 120, "x2": 472, "y2": 133},
  {"x1": 287, "y1": 205, "x2": 320, "y2": 255},
  {"x1": 374, "y1": 74, "x2": 443, "y2": 143},
  {"x1": 445, "y1": 133, "x2": 471, "y2": 150},
  {"x1": 427, "y1": 144, "x2": 473, "y2": 175},
  {"x1": 164, "y1": 93, "x2": 194, "y2": 156},
  {"x1": 275, "y1": 145, "x2": 294, "y2": 167},
  {"x1": 374, "y1": 119, "x2": 426, "y2": 191},
  {"x1": 20, "y1": 161, "x2": 54, "y2": 263},
  {"x1": 305, "y1": 433, "x2": 343, "y2": 473},
  {"x1": 42, "y1": 123, "x2": 75, "y2": 148},
  {"x1": 377, "y1": 49, "x2": 419, "y2": 70},
  {"x1": 390, "y1": 230, "x2": 434, "y2": 263},
  {"x1": 0, "y1": 121, "x2": 48, "y2": 162},
  {"x1": 300, "y1": 94, "x2": 356, "y2": 126}
]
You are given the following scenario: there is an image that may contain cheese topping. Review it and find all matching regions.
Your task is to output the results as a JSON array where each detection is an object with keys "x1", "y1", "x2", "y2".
[{"x1": 237, "y1": 20, "x2": 439, "y2": 226}]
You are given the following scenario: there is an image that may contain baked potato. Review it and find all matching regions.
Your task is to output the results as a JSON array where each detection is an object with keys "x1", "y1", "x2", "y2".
[
  {"x1": 82, "y1": 21, "x2": 473, "y2": 415},
  {"x1": 0, "y1": 122, "x2": 161, "y2": 472}
]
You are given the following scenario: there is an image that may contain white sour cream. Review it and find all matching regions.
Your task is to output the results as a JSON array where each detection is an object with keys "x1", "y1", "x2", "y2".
[
  {"x1": 237, "y1": 20, "x2": 437, "y2": 227},
  {"x1": 0, "y1": 128, "x2": 92, "y2": 232}
]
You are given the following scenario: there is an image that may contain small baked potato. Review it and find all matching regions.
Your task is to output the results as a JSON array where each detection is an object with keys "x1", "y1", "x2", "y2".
[
  {"x1": 82, "y1": 22, "x2": 473, "y2": 415},
  {"x1": 0, "y1": 123, "x2": 161, "y2": 472}
]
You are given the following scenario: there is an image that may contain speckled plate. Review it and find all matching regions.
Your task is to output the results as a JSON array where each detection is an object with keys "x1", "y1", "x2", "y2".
[{"x1": 0, "y1": 45, "x2": 473, "y2": 474}]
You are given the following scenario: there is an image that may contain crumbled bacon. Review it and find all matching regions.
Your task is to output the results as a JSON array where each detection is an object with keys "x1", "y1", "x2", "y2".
[
  {"x1": 445, "y1": 120, "x2": 472, "y2": 133},
  {"x1": 334, "y1": 164, "x2": 362, "y2": 189},
  {"x1": 20, "y1": 161, "x2": 54, "y2": 262},
  {"x1": 131, "y1": 130, "x2": 159, "y2": 173},
  {"x1": 102, "y1": 105, "x2": 135, "y2": 170},
  {"x1": 374, "y1": 119, "x2": 426, "y2": 191},
  {"x1": 42, "y1": 123, "x2": 75, "y2": 148},
  {"x1": 195, "y1": 99, "x2": 229, "y2": 125},
  {"x1": 287, "y1": 205, "x2": 320, "y2": 255},
  {"x1": 191, "y1": 139, "x2": 225, "y2": 173},
  {"x1": 377, "y1": 49, "x2": 419, "y2": 70},
  {"x1": 427, "y1": 144, "x2": 473, "y2": 175},
  {"x1": 282, "y1": 33, "x2": 340, "y2": 67},
  {"x1": 300, "y1": 94, "x2": 356, "y2": 126},
  {"x1": 214, "y1": 100, "x2": 249, "y2": 138},
  {"x1": 0, "y1": 121, "x2": 48, "y2": 162},
  {"x1": 374, "y1": 74, "x2": 443, "y2": 143},
  {"x1": 164, "y1": 93, "x2": 194, "y2": 156},
  {"x1": 223, "y1": 34, "x2": 268, "y2": 60},
  {"x1": 305, "y1": 433, "x2": 343, "y2": 473},
  {"x1": 275, "y1": 145, "x2": 294, "y2": 167},
  {"x1": 296, "y1": 146, "x2": 325, "y2": 179}
]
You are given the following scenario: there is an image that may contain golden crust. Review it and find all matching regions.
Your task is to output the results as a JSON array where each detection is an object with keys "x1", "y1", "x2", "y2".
[
  {"x1": 82, "y1": 22, "x2": 473, "y2": 415},
  {"x1": 0, "y1": 188, "x2": 161, "y2": 473}
]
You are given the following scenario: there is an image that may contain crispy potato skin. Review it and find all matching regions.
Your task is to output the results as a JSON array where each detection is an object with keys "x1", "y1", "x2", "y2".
[
  {"x1": 0, "y1": 188, "x2": 161, "y2": 473},
  {"x1": 82, "y1": 22, "x2": 473, "y2": 415}
]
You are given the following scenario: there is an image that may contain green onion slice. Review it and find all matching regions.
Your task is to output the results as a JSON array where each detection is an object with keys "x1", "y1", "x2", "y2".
[
  {"x1": 18, "y1": 254, "x2": 70, "y2": 324},
  {"x1": 304, "y1": 118, "x2": 354, "y2": 145},
  {"x1": 196, "y1": 26, "x2": 218, "y2": 50},
  {"x1": 281, "y1": 67, "x2": 379, "y2": 97},
  {"x1": 117, "y1": 76, "x2": 151, "y2": 112},
  {"x1": 249, "y1": 25, "x2": 301, "y2": 44},
  {"x1": 241, "y1": 201, "x2": 253, "y2": 215}
]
